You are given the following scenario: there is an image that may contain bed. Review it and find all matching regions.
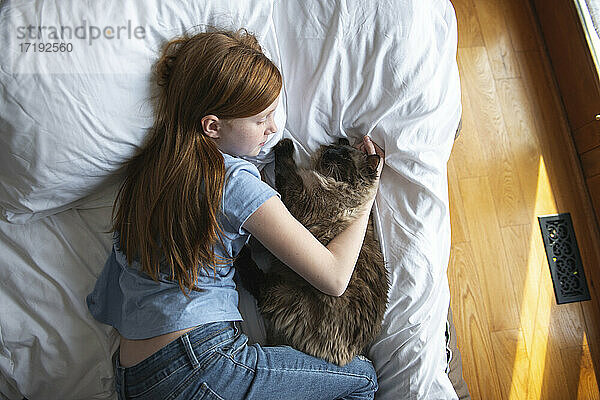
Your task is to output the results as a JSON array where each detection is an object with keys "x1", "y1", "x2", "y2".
[{"x1": 0, "y1": 0, "x2": 465, "y2": 398}]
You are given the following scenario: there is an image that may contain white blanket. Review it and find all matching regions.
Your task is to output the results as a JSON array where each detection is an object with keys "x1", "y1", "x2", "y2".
[{"x1": 0, "y1": 0, "x2": 461, "y2": 398}]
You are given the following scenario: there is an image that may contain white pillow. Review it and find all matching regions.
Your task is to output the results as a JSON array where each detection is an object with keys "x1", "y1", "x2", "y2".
[{"x1": 0, "y1": 0, "x2": 286, "y2": 224}]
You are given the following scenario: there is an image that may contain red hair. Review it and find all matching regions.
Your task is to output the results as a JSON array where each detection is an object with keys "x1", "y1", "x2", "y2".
[{"x1": 111, "y1": 29, "x2": 282, "y2": 295}]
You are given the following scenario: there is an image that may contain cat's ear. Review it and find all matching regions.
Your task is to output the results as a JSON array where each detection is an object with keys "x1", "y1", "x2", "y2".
[
  {"x1": 338, "y1": 138, "x2": 350, "y2": 146},
  {"x1": 367, "y1": 154, "x2": 381, "y2": 172}
]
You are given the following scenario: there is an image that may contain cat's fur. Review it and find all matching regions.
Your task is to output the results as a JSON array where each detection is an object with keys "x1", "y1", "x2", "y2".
[{"x1": 235, "y1": 137, "x2": 389, "y2": 366}]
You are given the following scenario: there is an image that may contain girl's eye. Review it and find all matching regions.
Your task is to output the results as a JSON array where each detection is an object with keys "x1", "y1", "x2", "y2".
[{"x1": 258, "y1": 112, "x2": 274, "y2": 125}]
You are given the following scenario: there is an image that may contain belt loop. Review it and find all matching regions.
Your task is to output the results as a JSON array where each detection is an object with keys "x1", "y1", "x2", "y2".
[
  {"x1": 118, "y1": 367, "x2": 127, "y2": 399},
  {"x1": 181, "y1": 333, "x2": 200, "y2": 368},
  {"x1": 114, "y1": 350, "x2": 127, "y2": 399}
]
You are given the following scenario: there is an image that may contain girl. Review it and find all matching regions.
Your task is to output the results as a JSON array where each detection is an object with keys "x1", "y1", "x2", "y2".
[{"x1": 87, "y1": 28, "x2": 385, "y2": 400}]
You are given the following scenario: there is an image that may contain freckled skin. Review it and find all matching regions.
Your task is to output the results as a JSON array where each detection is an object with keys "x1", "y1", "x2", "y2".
[{"x1": 212, "y1": 98, "x2": 279, "y2": 157}]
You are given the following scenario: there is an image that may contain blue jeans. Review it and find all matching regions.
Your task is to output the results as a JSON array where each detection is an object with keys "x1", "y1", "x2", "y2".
[{"x1": 114, "y1": 321, "x2": 377, "y2": 399}]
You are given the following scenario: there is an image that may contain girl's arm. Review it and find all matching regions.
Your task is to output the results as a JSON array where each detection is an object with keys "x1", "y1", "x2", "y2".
[{"x1": 242, "y1": 136, "x2": 384, "y2": 297}]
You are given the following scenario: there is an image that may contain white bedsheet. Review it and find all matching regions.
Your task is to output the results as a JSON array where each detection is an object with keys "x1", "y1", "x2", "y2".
[{"x1": 0, "y1": 0, "x2": 461, "y2": 398}]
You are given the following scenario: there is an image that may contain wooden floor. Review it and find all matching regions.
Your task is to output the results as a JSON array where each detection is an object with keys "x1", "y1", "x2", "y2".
[{"x1": 448, "y1": 0, "x2": 600, "y2": 399}]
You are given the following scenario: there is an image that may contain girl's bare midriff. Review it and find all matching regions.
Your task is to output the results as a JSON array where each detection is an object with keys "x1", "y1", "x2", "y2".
[{"x1": 119, "y1": 326, "x2": 198, "y2": 368}]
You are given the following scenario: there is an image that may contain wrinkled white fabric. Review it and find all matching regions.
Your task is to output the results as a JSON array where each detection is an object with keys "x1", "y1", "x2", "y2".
[
  {"x1": 0, "y1": 0, "x2": 286, "y2": 223},
  {"x1": 0, "y1": 0, "x2": 461, "y2": 398}
]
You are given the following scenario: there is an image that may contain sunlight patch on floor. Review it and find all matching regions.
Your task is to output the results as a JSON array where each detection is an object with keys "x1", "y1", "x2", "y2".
[{"x1": 509, "y1": 157, "x2": 557, "y2": 400}]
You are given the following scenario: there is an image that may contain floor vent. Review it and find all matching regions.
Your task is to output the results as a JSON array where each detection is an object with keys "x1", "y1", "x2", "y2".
[{"x1": 538, "y1": 213, "x2": 591, "y2": 304}]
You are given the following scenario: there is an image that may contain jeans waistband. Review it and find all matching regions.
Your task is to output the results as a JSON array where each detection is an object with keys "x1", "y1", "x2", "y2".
[
  {"x1": 116, "y1": 321, "x2": 240, "y2": 389},
  {"x1": 180, "y1": 321, "x2": 240, "y2": 368}
]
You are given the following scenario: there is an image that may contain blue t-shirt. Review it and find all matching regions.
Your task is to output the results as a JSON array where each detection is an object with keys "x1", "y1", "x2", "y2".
[{"x1": 86, "y1": 153, "x2": 280, "y2": 339}]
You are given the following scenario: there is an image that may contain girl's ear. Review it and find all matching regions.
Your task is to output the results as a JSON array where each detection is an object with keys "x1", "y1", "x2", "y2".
[{"x1": 201, "y1": 115, "x2": 220, "y2": 139}]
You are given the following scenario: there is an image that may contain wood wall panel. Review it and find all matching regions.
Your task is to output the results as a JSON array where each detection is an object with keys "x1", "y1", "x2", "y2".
[
  {"x1": 588, "y1": 174, "x2": 600, "y2": 227},
  {"x1": 581, "y1": 146, "x2": 600, "y2": 178},
  {"x1": 574, "y1": 120, "x2": 600, "y2": 155},
  {"x1": 531, "y1": 0, "x2": 600, "y2": 131}
]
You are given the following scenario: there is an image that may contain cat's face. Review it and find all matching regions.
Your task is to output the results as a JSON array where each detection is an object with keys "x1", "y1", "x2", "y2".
[{"x1": 312, "y1": 138, "x2": 380, "y2": 187}]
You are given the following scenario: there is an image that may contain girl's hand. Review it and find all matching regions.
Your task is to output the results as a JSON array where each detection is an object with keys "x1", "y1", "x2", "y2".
[{"x1": 353, "y1": 136, "x2": 384, "y2": 178}]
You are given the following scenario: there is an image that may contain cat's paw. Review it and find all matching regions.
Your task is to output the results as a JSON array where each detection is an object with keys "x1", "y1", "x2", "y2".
[{"x1": 274, "y1": 138, "x2": 295, "y2": 159}]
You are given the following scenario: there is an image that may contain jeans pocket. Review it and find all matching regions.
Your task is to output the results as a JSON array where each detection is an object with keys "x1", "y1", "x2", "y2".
[
  {"x1": 193, "y1": 382, "x2": 225, "y2": 400},
  {"x1": 166, "y1": 376, "x2": 225, "y2": 400}
]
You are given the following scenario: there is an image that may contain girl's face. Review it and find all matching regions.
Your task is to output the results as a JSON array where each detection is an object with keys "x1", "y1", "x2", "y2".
[{"x1": 209, "y1": 96, "x2": 280, "y2": 157}]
